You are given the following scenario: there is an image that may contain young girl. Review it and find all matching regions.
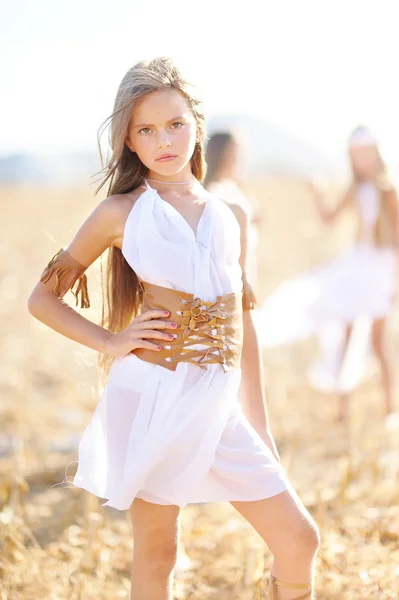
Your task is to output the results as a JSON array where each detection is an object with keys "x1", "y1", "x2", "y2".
[
  {"x1": 28, "y1": 57, "x2": 319, "y2": 600},
  {"x1": 258, "y1": 126, "x2": 399, "y2": 423},
  {"x1": 204, "y1": 130, "x2": 264, "y2": 433},
  {"x1": 204, "y1": 130, "x2": 262, "y2": 293}
]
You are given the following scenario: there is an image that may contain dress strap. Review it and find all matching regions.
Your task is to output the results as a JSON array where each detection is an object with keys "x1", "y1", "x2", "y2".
[{"x1": 143, "y1": 178, "x2": 152, "y2": 191}]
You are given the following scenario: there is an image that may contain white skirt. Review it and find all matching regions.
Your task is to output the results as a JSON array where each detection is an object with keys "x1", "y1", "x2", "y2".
[
  {"x1": 72, "y1": 355, "x2": 288, "y2": 510},
  {"x1": 257, "y1": 243, "x2": 397, "y2": 392}
]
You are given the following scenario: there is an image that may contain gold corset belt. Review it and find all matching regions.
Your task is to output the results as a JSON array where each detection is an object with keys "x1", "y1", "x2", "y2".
[
  {"x1": 39, "y1": 248, "x2": 250, "y2": 373},
  {"x1": 133, "y1": 280, "x2": 243, "y2": 372}
]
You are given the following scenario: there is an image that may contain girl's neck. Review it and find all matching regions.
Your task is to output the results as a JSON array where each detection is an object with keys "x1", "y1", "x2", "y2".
[
  {"x1": 146, "y1": 177, "x2": 197, "y2": 186},
  {"x1": 215, "y1": 167, "x2": 233, "y2": 181},
  {"x1": 356, "y1": 175, "x2": 378, "y2": 186},
  {"x1": 146, "y1": 167, "x2": 195, "y2": 182},
  {"x1": 213, "y1": 168, "x2": 242, "y2": 186},
  {"x1": 145, "y1": 172, "x2": 199, "y2": 195}
]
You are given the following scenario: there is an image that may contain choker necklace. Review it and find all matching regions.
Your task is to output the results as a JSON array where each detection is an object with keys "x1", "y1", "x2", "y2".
[{"x1": 146, "y1": 177, "x2": 197, "y2": 185}]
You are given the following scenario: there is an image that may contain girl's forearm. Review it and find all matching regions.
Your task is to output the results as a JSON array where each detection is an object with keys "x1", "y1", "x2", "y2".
[
  {"x1": 313, "y1": 193, "x2": 335, "y2": 223},
  {"x1": 28, "y1": 290, "x2": 111, "y2": 354},
  {"x1": 239, "y1": 310, "x2": 270, "y2": 434}
]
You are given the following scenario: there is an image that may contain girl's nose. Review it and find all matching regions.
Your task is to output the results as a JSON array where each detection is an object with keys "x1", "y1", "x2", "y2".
[{"x1": 157, "y1": 132, "x2": 172, "y2": 149}]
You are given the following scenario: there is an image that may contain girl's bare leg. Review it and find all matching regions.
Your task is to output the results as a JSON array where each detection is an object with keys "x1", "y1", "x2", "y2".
[
  {"x1": 371, "y1": 317, "x2": 395, "y2": 415},
  {"x1": 231, "y1": 484, "x2": 320, "y2": 599},
  {"x1": 129, "y1": 498, "x2": 180, "y2": 600},
  {"x1": 337, "y1": 324, "x2": 353, "y2": 423}
]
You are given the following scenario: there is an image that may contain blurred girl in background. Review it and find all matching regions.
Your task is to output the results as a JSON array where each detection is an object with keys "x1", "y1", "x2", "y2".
[
  {"x1": 258, "y1": 126, "x2": 399, "y2": 423},
  {"x1": 205, "y1": 131, "x2": 266, "y2": 430},
  {"x1": 205, "y1": 131, "x2": 261, "y2": 292}
]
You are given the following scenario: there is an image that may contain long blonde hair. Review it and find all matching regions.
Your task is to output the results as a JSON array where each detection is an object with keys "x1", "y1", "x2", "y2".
[
  {"x1": 94, "y1": 57, "x2": 206, "y2": 375},
  {"x1": 348, "y1": 126, "x2": 396, "y2": 248}
]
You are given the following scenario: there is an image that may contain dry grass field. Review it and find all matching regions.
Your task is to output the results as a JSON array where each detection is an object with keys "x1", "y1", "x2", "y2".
[{"x1": 1, "y1": 177, "x2": 399, "y2": 599}]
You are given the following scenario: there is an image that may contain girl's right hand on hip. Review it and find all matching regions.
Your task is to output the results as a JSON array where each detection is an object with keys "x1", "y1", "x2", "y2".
[{"x1": 104, "y1": 310, "x2": 178, "y2": 357}]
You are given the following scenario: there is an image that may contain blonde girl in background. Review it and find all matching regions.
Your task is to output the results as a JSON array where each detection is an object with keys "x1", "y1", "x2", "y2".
[
  {"x1": 28, "y1": 58, "x2": 319, "y2": 600},
  {"x1": 309, "y1": 126, "x2": 399, "y2": 421},
  {"x1": 259, "y1": 126, "x2": 399, "y2": 423}
]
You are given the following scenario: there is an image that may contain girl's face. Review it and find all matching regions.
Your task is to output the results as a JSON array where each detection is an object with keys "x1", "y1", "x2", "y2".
[
  {"x1": 349, "y1": 144, "x2": 379, "y2": 179},
  {"x1": 125, "y1": 88, "x2": 198, "y2": 179},
  {"x1": 221, "y1": 140, "x2": 241, "y2": 179}
]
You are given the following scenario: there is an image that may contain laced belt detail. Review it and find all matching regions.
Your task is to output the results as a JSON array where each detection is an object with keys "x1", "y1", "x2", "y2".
[{"x1": 133, "y1": 279, "x2": 243, "y2": 373}]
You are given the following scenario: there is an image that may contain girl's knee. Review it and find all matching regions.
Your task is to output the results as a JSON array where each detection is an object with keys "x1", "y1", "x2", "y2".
[
  {"x1": 372, "y1": 337, "x2": 385, "y2": 358},
  {"x1": 285, "y1": 515, "x2": 320, "y2": 558},
  {"x1": 371, "y1": 320, "x2": 388, "y2": 357},
  {"x1": 144, "y1": 548, "x2": 178, "y2": 580},
  {"x1": 135, "y1": 533, "x2": 179, "y2": 579},
  {"x1": 298, "y1": 519, "x2": 320, "y2": 554}
]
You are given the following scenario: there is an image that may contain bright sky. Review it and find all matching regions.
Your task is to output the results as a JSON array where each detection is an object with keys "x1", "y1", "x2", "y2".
[{"x1": 2, "y1": 0, "x2": 399, "y2": 161}]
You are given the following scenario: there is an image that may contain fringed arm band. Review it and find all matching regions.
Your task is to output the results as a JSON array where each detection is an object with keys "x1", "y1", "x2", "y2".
[{"x1": 39, "y1": 248, "x2": 90, "y2": 309}]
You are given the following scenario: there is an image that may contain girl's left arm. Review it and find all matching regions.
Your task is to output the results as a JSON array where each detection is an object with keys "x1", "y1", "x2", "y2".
[
  {"x1": 387, "y1": 186, "x2": 399, "y2": 302},
  {"x1": 228, "y1": 202, "x2": 280, "y2": 462},
  {"x1": 387, "y1": 186, "x2": 399, "y2": 252}
]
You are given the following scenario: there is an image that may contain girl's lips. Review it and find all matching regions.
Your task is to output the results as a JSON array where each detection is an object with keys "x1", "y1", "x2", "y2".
[{"x1": 156, "y1": 155, "x2": 177, "y2": 162}]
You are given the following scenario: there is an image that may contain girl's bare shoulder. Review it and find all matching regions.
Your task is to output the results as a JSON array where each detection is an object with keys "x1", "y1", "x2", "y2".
[
  {"x1": 377, "y1": 175, "x2": 396, "y2": 194},
  {"x1": 101, "y1": 185, "x2": 147, "y2": 249},
  {"x1": 100, "y1": 186, "x2": 145, "y2": 220},
  {"x1": 210, "y1": 193, "x2": 249, "y2": 232}
]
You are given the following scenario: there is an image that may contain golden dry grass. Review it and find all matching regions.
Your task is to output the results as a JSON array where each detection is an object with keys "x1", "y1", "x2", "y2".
[{"x1": 1, "y1": 178, "x2": 399, "y2": 599}]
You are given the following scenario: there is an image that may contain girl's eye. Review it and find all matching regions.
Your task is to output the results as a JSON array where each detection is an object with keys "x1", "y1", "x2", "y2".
[
  {"x1": 170, "y1": 122, "x2": 183, "y2": 129},
  {"x1": 139, "y1": 127, "x2": 152, "y2": 134}
]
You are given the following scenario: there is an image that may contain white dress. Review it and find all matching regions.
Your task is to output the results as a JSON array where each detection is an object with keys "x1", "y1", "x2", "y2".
[
  {"x1": 256, "y1": 182, "x2": 398, "y2": 392},
  {"x1": 73, "y1": 181, "x2": 288, "y2": 510}
]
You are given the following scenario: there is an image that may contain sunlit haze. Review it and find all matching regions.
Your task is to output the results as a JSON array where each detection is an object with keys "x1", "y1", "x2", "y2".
[{"x1": 2, "y1": 0, "x2": 399, "y2": 163}]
